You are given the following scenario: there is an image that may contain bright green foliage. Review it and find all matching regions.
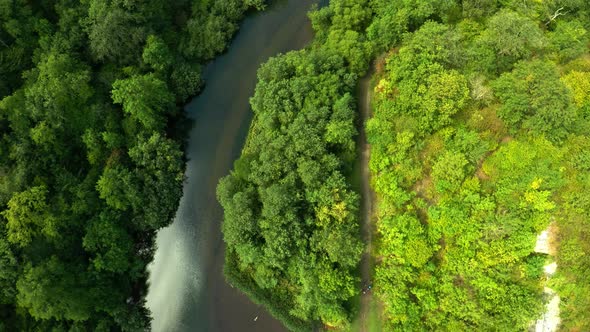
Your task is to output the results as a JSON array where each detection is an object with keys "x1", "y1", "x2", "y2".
[
  {"x1": 83, "y1": 211, "x2": 133, "y2": 274},
  {"x1": 549, "y1": 20, "x2": 588, "y2": 63},
  {"x1": 25, "y1": 52, "x2": 93, "y2": 132},
  {"x1": 366, "y1": 2, "x2": 590, "y2": 330},
  {"x1": 431, "y1": 151, "x2": 469, "y2": 193},
  {"x1": 245, "y1": 0, "x2": 266, "y2": 10},
  {"x1": 367, "y1": 0, "x2": 459, "y2": 50},
  {"x1": 420, "y1": 70, "x2": 470, "y2": 131},
  {"x1": 97, "y1": 166, "x2": 138, "y2": 211},
  {"x1": 218, "y1": 1, "x2": 378, "y2": 329},
  {"x1": 3, "y1": 186, "x2": 57, "y2": 247},
  {"x1": 170, "y1": 59, "x2": 203, "y2": 102},
  {"x1": 221, "y1": 0, "x2": 590, "y2": 330},
  {"x1": 561, "y1": 70, "x2": 590, "y2": 115},
  {"x1": 128, "y1": 132, "x2": 184, "y2": 230},
  {"x1": 2, "y1": 0, "x2": 588, "y2": 330},
  {"x1": 16, "y1": 258, "x2": 95, "y2": 321},
  {"x1": 219, "y1": 49, "x2": 364, "y2": 330},
  {"x1": 548, "y1": 135, "x2": 590, "y2": 331},
  {"x1": 311, "y1": 0, "x2": 373, "y2": 74},
  {"x1": 492, "y1": 60, "x2": 576, "y2": 140},
  {"x1": 112, "y1": 74, "x2": 174, "y2": 131},
  {"x1": 371, "y1": 22, "x2": 470, "y2": 134},
  {"x1": 142, "y1": 35, "x2": 173, "y2": 71},
  {"x1": 325, "y1": 93, "x2": 358, "y2": 161},
  {"x1": 482, "y1": 10, "x2": 546, "y2": 61}
]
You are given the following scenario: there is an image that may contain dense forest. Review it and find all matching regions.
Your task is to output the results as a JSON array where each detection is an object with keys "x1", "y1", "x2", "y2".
[
  {"x1": 368, "y1": 1, "x2": 590, "y2": 331},
  {"x1": 220, "y1": 0, "x2": 590, "y2": 331},
  {"x1": 217, "y1": 1, "x2": 375, "y2": 330},
  {"x1": 2, "y1": 0, "x2": 590, "y2": 331},
  {"x1": 0, "y1": 0, "x2": 264, "y2": 330}
]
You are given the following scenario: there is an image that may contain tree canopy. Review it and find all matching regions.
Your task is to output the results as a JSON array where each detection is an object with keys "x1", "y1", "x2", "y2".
[
  {"x1": 221, "y1": 0, "x2": 590, "y2": 331},
  {"x1": 366, "y1": 1, "x2": 590, "y2": 330},
  {"x1": 0, "y1": 0, "x2": 264, "y2": 330}
]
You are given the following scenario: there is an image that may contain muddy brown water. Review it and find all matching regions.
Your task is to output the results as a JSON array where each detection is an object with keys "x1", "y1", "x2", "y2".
[{"x1": 146, "y1": 1, "x2": 324, "y2": 331}]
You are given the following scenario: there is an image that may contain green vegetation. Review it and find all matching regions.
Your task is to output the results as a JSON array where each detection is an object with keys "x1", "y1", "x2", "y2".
[
  {"x1": 3, "y1": 0, "x2": 590, "y2": 330},
  {"x1": 221, "y1": 0, "x2": 590, "y2": 331},
  {"x1": 0, "y1": 0, "x2": 264, "y2": 330},
  {"x1": 217, "y1": 1, "x2": 376, "y2": 330},
  {"x1": 367, "y1": 1, "x2": 590, "y2": 331}
]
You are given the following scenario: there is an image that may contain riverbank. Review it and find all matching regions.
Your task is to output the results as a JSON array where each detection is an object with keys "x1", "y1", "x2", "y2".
[{"x1": 146, "y1": 2, "x2": 320, "y2": 331}]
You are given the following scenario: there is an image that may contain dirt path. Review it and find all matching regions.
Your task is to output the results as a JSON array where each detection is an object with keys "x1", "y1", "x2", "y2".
[
  {"x1": 534, "y1": 224, "x2": 560, "y2": 332},
  {"x1": 357, "y1": 68, "x2": 376, "y2": 332}
]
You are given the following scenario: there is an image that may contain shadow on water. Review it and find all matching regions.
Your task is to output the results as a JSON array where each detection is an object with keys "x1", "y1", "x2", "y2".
[{"x1": 146, "y1": 1, "x2": 325, "y2": 331}]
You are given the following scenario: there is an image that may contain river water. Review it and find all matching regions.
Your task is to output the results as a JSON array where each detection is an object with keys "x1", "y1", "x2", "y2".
[{"x1": 146, "y1": 1, "x2": 321, "y2": 331}]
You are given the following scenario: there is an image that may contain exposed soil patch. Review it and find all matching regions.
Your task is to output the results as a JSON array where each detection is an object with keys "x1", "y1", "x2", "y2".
[{"x1": 476, "y1": 167, "x2": 490, "y2": 181}]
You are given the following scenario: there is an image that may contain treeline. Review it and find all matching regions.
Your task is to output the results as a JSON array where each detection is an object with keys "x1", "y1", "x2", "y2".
[
  {"x1": 367, "y1": 1, "x2": 590, "y2": 331},
  {"x1": 217, "y1": 0, "x2": 378, "y2": 330},
  {"x1": 0, "y1": 0, "x2": 264, "y2": 330}
]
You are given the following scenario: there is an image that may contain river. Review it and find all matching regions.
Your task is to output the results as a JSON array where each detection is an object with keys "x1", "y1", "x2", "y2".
[{"x1": 146, "y1": 1, "x2": 321, "y2": 331}]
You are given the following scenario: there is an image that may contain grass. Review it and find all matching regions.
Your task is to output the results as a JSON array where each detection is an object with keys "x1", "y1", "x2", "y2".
[
  {"x1": 366, "y1": 297, "x2": 384, "y2": 332},
  {"x1": 346, "y1": 296, "x2": 383, "y2": 332}
]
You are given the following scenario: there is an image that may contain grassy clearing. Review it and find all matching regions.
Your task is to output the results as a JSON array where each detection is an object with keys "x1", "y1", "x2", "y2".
[{"x1": 346, "y1": 295, "x2": 383, "y2": 332}]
